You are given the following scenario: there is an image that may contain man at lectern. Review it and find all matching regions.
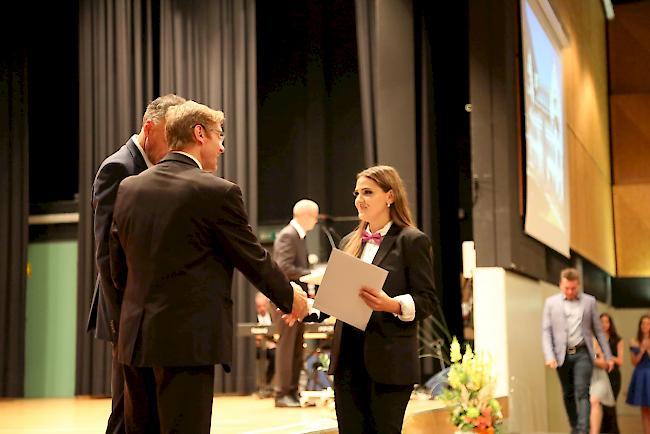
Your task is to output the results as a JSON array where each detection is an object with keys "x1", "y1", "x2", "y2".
[{"x1": 273, "y1": 199, "x2": 319, "y2": 408}]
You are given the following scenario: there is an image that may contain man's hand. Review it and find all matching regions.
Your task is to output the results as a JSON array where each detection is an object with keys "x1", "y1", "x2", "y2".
[
  {"x1": 607, "y1": 360, "x2": 615, "y2": 372},
  {"x1": 545, "y1": 359, "x2": 558, "y2": 369},
  {"x1": 284, "y1": 282, "x2": 308, "y2": 326}
]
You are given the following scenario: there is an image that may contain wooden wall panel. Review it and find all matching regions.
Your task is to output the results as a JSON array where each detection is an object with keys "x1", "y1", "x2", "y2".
[
  {"x1": 611, "y1": 94, "x2": 650, "y2": 185},
  {"x1": 614, "y1": 184, "x2": 650, "y2": 276},
  {"x1": 609, "y1": 2, "x2": 650, "y2": 277},
  {"x1": 568, "y1": 129, "x2": 616, "y2": 275},
  {"x1": 608, "y1": 2, "x2": 650, "y2": 94},
  {"x1": 551, "y1": 0, "x2": 611, "y2": 177},
  {"x1": 547, "y1": 0, "x2": 614, "y2": 273}
]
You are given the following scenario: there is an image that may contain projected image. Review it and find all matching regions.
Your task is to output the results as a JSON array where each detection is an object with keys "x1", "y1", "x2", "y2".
[{"x1": 521, "y1": 0, "x2": 570, "y2": 257}]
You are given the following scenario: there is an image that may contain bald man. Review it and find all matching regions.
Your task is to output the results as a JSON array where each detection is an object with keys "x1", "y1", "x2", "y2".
[{"x1": 273, "y1": 199, "x2": 319, "y2": 407}]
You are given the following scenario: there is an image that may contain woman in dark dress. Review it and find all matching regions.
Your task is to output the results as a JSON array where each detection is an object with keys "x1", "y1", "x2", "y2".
[
  {"x1": 599, "y1": 313, "x2": 623, "y2": 434},
  {"x1": 627, "y1": 314, "x2": 650, "y2": 434}
]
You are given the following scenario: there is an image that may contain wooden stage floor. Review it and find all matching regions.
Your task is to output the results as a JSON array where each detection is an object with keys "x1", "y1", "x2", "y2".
[
  {"x1": 0, "y1": 394, "x2": 641, "y2": 433},
  {"x1": 0, "y1": 394, "x2": 440, "y2": 434}
]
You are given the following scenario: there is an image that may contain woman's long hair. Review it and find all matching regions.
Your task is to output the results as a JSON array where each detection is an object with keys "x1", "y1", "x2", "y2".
[
  {"x1": 600, "y1": 313, "x2": 620, "y2": 342},
  {"x1": 343, "y1": 165, "x2": 415, "y2": 257},
  {"x1": 636, "y1": 314, "x2": 650, "y2": 344}
]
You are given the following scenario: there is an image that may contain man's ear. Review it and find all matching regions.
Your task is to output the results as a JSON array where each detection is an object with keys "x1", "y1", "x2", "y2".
[
  {"x1": 143, "y1": 119, "x2": 154, "y2": 136},
  {"x1": 193, "y1": 124, "x2": 206, "y2": 144}
]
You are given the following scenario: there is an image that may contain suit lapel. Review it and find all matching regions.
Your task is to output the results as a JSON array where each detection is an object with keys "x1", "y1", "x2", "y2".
[
  {"x1": 371, "y1": 224, "x2": 400, "y2": 266},
  {"x1": 579, "y1": 294, "x2": 589, "y2": 331},
  {"x1": 290, "y1": 226, "x2": 308, "y2": 266},
  {"x1": 554, "y1": 294, "x2": 568, "y2": 331}
]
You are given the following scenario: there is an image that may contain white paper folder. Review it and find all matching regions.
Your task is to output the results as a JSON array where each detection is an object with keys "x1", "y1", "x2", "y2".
[{"x1": 313, "y1": 249, "x2": 388, "y2": 331}]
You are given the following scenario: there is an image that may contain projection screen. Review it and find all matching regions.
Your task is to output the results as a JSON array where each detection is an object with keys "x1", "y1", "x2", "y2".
[{"x1": 521, "y1": 0, "x2": 570, "y2": 257}]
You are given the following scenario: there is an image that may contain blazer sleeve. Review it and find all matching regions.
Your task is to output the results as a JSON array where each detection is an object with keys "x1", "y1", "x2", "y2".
[
  {"x1": 404, "y1": 231, "x2": 438, "y2": 321},
  {"x1": 273, "y1": 230, "x2": 310, "y2": 280},
  {"x1": 93, "y1": 162, "x2": 129, "y2": 339},
  {"x1": 214, "y1": 184, "x2": 294, "y2": 314},
  {"x1": 591, "y1": 298, "x2": 613, "y2": 360},
  {"x1": 109, "y1": 218, "x2": 127, "y2": 299},
  {"x1": 541, "y1": 298, "x2": 555, "y2": 362}
]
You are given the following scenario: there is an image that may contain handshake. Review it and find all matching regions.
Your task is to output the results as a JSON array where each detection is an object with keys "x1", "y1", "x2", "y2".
[{"x1": 282, "y1": 282, "x2": 311, "y2": 327}]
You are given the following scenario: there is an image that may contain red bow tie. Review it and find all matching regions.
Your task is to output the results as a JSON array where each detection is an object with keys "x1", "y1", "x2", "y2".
[{"x1": 362, "y1": 232, "x2": 383, "y2": 245}]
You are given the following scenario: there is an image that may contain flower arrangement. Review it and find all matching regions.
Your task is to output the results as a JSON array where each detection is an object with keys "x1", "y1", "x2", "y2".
[{"x1": 439, "y1": 337, "x2": 504, "y2": 434}]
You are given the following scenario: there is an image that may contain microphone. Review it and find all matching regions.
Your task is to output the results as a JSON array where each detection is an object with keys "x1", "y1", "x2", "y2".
[
  {"x1": 320, "y1": 225, "x2": 337, "y2": 250},
  {"x1": 318, "y1": 213, "x2": 332, "y2": 222}
]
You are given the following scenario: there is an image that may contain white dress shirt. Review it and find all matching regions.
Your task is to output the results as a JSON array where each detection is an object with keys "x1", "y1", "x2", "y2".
[
  {"x1": 132, "y1": 134, "x2": 153, "y2": 168},
  {"x1": 172, "y1": 150, "x2": 203, "y2": 170},
  {"x1": 361, "y1": 221, "x2": 415, "y2": 322},
  {"x1": 563, "y1": 294, "x2": 584, "y2": 348},
  {"x1": 289, "y1": 219, "x2": 307, "y2": 239}
]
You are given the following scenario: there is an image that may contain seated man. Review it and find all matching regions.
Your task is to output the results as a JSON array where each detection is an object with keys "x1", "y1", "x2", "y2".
[
  {"x1": 254, "y1": 292, "x2": 275, "y2": 398},
  {"x1": 305, "y1": 346, "x2": 332, "y2": 391}
]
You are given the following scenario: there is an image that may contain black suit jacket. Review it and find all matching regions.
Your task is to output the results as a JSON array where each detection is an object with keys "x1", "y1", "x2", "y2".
[
  {"x1": 109, "y1": 152, "x2": 294, "y2": 367},
  {"x1": 327, "y1": 224, "x2": 438, "y2": 385},
  {"x1": 273, "y1": 224, "x2": 310, "y2": 291},
  {"x1": 87, "y1": 138, "x2": 147, "y2": 342}
]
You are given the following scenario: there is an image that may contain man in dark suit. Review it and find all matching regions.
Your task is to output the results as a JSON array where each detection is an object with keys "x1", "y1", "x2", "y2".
[
  {"x1": 272, "y1": 199, "x2": 319, "y2": 408},
  {"x1": 542, "y1": 267, "x2": 614, "y2": 434},
  {"x1": 86, "y1": 94, "x2": 185, "y2": 434},
  {"x1": 109, "y1": 100, "x2": 309, "y2": 433}
]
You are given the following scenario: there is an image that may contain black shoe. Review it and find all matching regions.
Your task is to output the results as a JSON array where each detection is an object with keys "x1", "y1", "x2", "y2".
[{"x1": 275, "y1": 395, "x2": 301, "y2": 408}]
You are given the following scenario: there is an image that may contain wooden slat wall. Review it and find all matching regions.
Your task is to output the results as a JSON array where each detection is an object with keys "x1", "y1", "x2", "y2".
[
  {"x1": 549, "y1": 0, "x2": 616, "y2": 274},
  {"x1": 609, "y1": 2, "x2": 650, "y2": 277}
]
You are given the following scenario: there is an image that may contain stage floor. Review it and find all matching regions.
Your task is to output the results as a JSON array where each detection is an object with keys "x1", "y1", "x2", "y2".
[
  {"x1": 0, "y1": 395, "x2": 641, "y2": 433},
  {"x1": 0, "y1": 394, "x2": 439, "y2": 434}
]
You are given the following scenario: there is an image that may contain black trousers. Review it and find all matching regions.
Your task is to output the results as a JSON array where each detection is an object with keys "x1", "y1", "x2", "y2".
[
  {"x1": 123, "y1": 364, "x2": 214, "y2": 434},
  {"x1": 333, "y1": 327, "x2": 412, "y2": 434},
  {"x1": 106, "y1": 345, "x2": 125, "y2": 434}
]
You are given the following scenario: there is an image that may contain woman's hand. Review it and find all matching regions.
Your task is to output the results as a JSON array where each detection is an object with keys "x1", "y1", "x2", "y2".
[
  {"x1": 359, "y1": 286, "x2": 401, "y2": 315},
  {"x1": 642, "y1": 338, "x2": 650, "y2": 355},
  {"x1": 594, "y1": 352, "x2": 608, "y2": 370}
]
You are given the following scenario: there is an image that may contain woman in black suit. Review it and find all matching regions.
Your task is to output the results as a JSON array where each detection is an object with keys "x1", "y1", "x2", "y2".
[{"x1": 328, "y1": 165, "x2": 438, "y2": 434}]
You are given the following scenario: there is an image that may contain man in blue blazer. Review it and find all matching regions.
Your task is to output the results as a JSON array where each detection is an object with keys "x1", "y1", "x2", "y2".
[
  {"x1": 542, "y1": 267, "x2": 614, "y2": 434},
  {"x1": 86, "y1": 94, "x2": 186, "y2": 434}
]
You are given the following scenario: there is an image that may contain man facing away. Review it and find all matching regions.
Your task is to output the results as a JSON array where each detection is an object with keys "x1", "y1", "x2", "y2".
[
  {"x1": 542, "y1": 267, "x2": 614, "y2": 434},
  {"x1": 86, "y1": 93, "x2": 185, "y2": 434},
  {"x1": 109, "y1": 100, "x2": 308, "y2": 433},
  {"x1": 272, "y1": 199, "x2": 319, "y2": 408}
]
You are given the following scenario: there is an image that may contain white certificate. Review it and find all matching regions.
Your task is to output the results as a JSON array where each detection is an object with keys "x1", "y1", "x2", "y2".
[{"x1": 313, "y1": 248, "x2": 388, "y2": 331}]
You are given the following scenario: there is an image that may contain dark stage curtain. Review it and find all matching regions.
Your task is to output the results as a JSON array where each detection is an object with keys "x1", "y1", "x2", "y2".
[
  {"x1": 0, "y1": 44, "x2": 29, "y2": 397},
  {"x1": 76, "y1": 0, "x2": 155, "y2": 395},
  {"x1": 159, "y1": 0, "x2": 260, "y2": 394},
  {"x1": 355, "y1": 0, "x2": 378, "y2": 167},
  {"x1": 76, "y1": 0, "x2": 260, "y2": 395}
]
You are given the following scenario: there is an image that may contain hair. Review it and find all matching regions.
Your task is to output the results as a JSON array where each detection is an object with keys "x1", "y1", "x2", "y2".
[
  {"x1": 165, "y1": 100, "x2": 225, "y2": 150},
  {"x1": 142, "y1": 94, "x2": 186, "y2": 125},
  {"x1": 599, "y1": 312, "x2": 620, "y2": 342},
  {"x1": 636, "y1": 314, "x2": 650, "y2": 344},
  {"x1": 293, "y1": 199, "x2": 319, "y2": 217},
  {"x1": 560, "y1": 267, "x2": 580, "y2": 283},
  {"x1": 255, "y1": 291, "x2": 269, "y2": 303},
  {"x1": 343, "y1": 165, "x2": 415, "y2": 257}
]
